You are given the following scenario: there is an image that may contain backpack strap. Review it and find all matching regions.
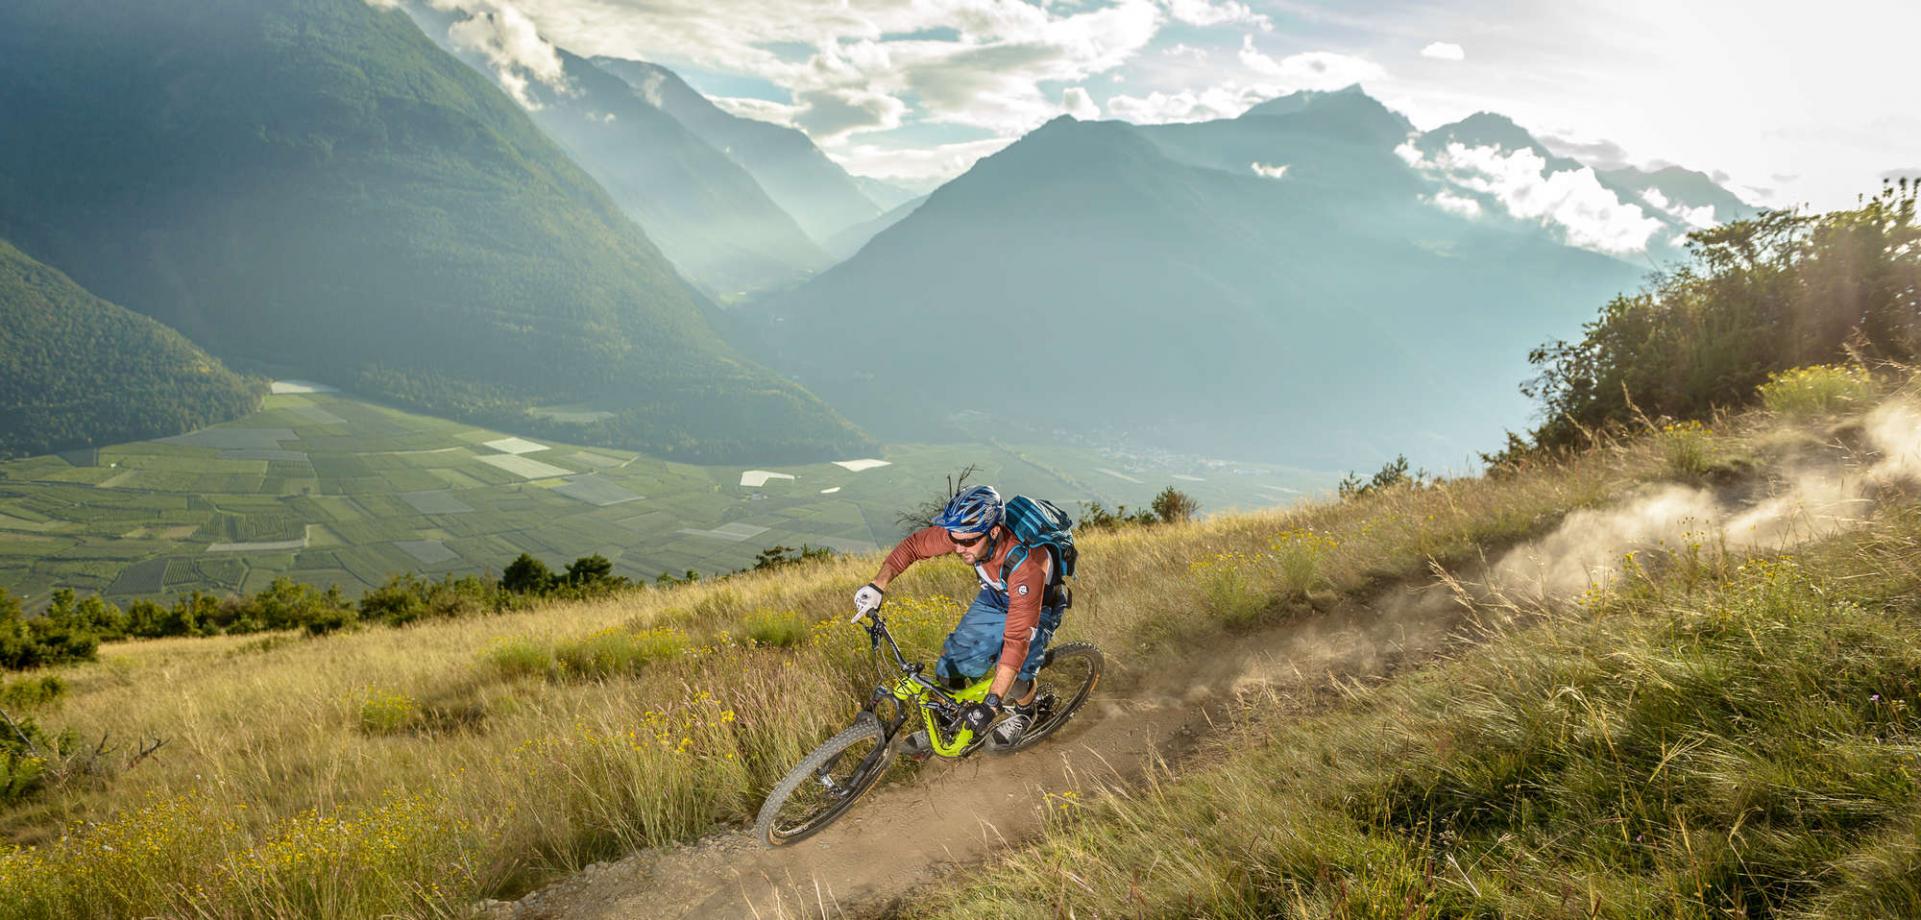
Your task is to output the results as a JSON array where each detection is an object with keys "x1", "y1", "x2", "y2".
[{"x1": 999, "y1": 542, "x2": 1063, "y2": 589}]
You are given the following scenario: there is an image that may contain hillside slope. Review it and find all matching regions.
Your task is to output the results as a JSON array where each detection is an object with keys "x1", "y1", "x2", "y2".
[
  {"x1": 0, "y1": 0, "x2": 867, "y2": 463},
  {"x1": 0, "y1": 241, "x2": 259, "y2": 458},
  {"x1": 0, "y1": 388, "x2": 1671, "y2": 916}
]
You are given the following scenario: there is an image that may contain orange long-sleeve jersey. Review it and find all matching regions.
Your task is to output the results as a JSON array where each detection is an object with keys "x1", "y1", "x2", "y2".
[{"x1": 881, "y1": 526, "x2": 1053, "y2": 672}]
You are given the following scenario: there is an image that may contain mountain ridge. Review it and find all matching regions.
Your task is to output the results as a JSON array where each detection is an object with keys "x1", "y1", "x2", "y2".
[
  {"x1": 591, "y1": 56, "x2": 885, "y2": 246},
  {"x1": 743, "y1": 90, "x2": 1685, "y2": 468},
  {"x1": 0, "y1": 0, "x2": 869, "y2": 463}
]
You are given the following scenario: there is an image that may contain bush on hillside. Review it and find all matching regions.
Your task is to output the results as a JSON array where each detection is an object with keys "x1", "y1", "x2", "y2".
[
  {"x1": 0, "y1": 674, "x2": 64, "y2": 709},
  {"x1": 1759, "y1": 363, "x2": 1877, "y2": 416},
  {"x1": 360, "y1": 573, "x2": 519, "y2": 627},
  {"x1": 1150, "y1": 486, "x2": 1200, "y2": 523},
  {"x1": 1077, "y1": 501, "x2": 1159, "y2": 531},
  {"x1": 1517, "y1": 180, "x2": 1920, "y2": 453},
  {"x1": 0, "y1": 588, "x2": 99, "y2": 670},
  {"x1": 749, "y1": 544, "x2": 835, "y2": 572},
  {"x1": 0, "y1": 710, "x2": 73, "y2": 806},
  {"x1": 499, "y1": 553, "x2": 629, "y2": 598},
  {"x1": 1081, "y1": 486, "x2": 1202, "y2": 532},
  {"x1": 1338, "y1": 454, "x2": 1431, "y2": 500}
]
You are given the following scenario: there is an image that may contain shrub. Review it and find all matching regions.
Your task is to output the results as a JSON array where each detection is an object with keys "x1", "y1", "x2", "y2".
[
  {"x1": 359, "y1": 573, "x2": 508, "y2": 627},
  {"x1": 502, "y1": 553, "x2": 630, "y2": 597},
  {"x1": 357, "y1": 690, "x2": 418, "y2": 736},
  {"x1": 45, "y1": 590, "x2": 126, "y2": 642},
  {"x1": 202, "y1": 578, "x2": 358, "y2": 636},
  {"x1": 750, "y1": 544, "x2": 835, "y2": 572},
  {"x1": 500, "y1": 553, "x2": 555, "y2": 595},
  {"x1": 1759, "y1": 363, "x2": 1876, "y2": 415},
  {"x1": 483, "y1": 637, "x2": 553, "y2": 680},
  {"x1": 1269, "y1": 529, "x2": 1338, "y2": 598},
  {"x1": 1338, "y1": 454, "x2": 1428, "y2": 499},
  {"x1": 1077, "y1": 501, "x2": 1158, "y2": 532},
  {"x1": 0, "y1": 675, "x2": 64, "y2": 709},
  {"x1": 1081, "y1": 486, "x2": 1201, "y2": 532},
  {"x1": 1150, "y1": 487, "x2": 1200, "y2": 524},
  {"x1": 552, "y1": 627, "x2": 691, "y2": 679},
  {"x1": 737, "y1": 610, "x2": 805, "y2": 648},
  {"x1": 1522, "y1": 181, "x2": 1919, "y2": 450},
  {"x1": 0, "y1": 711, "x2": 72, "y2": 806},
  {"x1": 1660, "y1": 419, "x2": 1714, "y2": 475},
  {"x1": 1187, "y1": 551, "x2": 1269, "y2": 627},
  {"x1": 691, "y1": 589, "x2": 745, "y2": 623},
  {"x1": 1, "y1": 588, "x2": 99, "y2": 671},
  {"x1": 564, "y1": 554, "x2": 614, "y2": 587}
]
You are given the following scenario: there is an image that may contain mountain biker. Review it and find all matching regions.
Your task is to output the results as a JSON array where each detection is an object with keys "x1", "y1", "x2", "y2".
[{"x1": 852, "y1": 485, "x2": 1064, "y2": 748}]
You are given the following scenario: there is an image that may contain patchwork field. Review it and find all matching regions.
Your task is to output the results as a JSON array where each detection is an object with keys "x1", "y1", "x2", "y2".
[{"x1": 0, "y1": 391, "x2": 1327, "y2": 608}]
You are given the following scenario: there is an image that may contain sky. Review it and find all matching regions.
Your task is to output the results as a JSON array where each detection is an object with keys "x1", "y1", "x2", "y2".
[{"x1": 411, "y1": 0, "x2": 1921, "y2": 209}]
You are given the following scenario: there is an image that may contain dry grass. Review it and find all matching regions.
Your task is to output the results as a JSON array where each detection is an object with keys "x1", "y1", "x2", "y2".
[
  {"x1": 938, "y1": 405, "x2": 1921, "y2": 919},
  {"x1": 0, "y1": 432, "x2": 1669, "y2": 918}
]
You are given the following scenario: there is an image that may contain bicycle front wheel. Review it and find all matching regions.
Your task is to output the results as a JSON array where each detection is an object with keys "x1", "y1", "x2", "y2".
[{"x1": 754, "y1": 712, "x2": 895, "y2": 846}]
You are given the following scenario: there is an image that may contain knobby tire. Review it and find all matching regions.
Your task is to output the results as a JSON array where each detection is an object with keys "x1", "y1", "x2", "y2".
[{"x1": 754, "y1": 713, "x2": 894, "y2": 847}]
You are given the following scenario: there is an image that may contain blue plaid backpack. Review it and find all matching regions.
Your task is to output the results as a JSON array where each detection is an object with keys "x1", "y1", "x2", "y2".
[{"x1": 997, "y1": 496, "x2": 1077, "y2": 607}]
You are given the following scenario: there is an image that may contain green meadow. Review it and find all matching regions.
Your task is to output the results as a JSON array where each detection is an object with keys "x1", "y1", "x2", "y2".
[{"x1": 0, "y1": 389, "x2": 1322, "y2": 607}]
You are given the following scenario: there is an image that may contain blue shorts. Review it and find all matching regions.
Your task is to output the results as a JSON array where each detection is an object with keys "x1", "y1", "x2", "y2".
[{"x1": 935, "y1": 586, "x2": 1065, "y2": 684}]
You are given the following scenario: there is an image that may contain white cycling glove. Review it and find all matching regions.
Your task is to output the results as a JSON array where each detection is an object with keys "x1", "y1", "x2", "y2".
[{"x1": 851, "y1": 582, "x2": 885, "y2": 620}]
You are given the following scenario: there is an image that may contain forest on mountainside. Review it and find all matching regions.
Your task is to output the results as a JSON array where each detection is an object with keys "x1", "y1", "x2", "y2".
[{"x1": 0, "y1": 241, "x2": 260, "y2": 459}]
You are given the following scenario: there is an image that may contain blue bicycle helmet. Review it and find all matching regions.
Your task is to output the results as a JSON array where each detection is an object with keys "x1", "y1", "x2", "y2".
[{"x1": 933, "y1": 485, "x2": 1003, "y2": 534}]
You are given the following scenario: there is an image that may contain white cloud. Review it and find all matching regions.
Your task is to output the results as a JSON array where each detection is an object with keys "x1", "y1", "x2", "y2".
[
  {"x1": 1427, "y1": 189, "x2": 1482, "y2": 218},
  {"x1": 1420, "y1": 41, "x2": 1465, "y2": 61},
  {"x1": 1161, "y1": 43, "x2": 1210, "y2": 62},
  {"x1": 490, "y1": 0, "x2": 1164, "y2": 140},
  {"x1": 793, "y1": 87, "x2": 909, "y2": 141},
  {"x1": 1640, "y1": 188, "x2": 1718, "y2": 228},
  {"x1": 1063, "y1": 86, "x2": 1101, "y2": 120},
  {"x1": 1106, "y1": 83, "x2": 1274, "y2": 123},
  {"x1": 1538, "y1": 131, "x2": 1633, "y2": 171},
  {"x1": 1163, "y1": 0, "x2": 1271, "y2": 30},
  {"x1": 1250, "y1": 161, "x2": 1289, "y2": 179},
  {"x1": 826, "y1": 136, "x2": 1017, "y2": 186},
  {"x1": 710, "y1": 95, "x2": 803, "y2": 128},
  {"x1": 438, "y1": 1, "x2": 572, "y2": 110},
  {"x1": 1239, "y1": 37, "x2": 1385, "y2": 90},
  {"x1": 1405, "y1": 141, "x2": 1664, "y2": 255}
]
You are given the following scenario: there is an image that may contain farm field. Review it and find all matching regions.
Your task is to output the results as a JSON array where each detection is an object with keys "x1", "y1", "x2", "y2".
[{"x1": 0, "y1": 388, "x2": 1327, "y2": 607}]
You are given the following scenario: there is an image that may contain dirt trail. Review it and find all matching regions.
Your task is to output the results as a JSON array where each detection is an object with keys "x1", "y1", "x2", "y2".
[{"x1": 496, "y1": 580, "x2": 1471, "y2": 920}]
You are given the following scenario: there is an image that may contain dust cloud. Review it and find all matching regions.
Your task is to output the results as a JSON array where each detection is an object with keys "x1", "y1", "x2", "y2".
[{"x1": 1492, "y1": 399, "x2": 1921, "y2": 601}]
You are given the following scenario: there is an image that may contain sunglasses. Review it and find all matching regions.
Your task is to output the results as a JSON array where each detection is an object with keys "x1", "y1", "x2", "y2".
[{"x1": 948, "y1": 530, "x2": 989, "y2": 548}]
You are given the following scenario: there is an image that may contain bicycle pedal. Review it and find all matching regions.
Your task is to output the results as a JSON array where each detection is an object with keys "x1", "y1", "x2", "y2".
[{"x1": 901, "y1": 729, "x2": 932, "y2": 761}]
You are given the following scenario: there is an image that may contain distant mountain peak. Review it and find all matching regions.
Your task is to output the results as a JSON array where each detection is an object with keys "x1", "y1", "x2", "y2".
[
  {"x1": 1423, "y1": 112, "x2": 1545, "y2": 155},
  {"x1": 1239, "y1": 84, "x2": 1373, "y2": 118},
  {"x1": 1237, "y1": 85, "x2": 1411, "y2": 146}
]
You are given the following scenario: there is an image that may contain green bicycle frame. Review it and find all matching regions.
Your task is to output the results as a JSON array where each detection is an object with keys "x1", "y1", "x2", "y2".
[
  {"x1": 857, "y1": 609, "x2": 994, "y2": 758},
  {"x1": 887, "y1": 670, "x2": 994, "y2": 757}
]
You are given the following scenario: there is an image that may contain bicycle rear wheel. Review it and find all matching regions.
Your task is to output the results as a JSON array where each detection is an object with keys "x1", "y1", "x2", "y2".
[
  {"x1": 754, "y1": 713, "x2": 895, "y2": 846},
  {"x1": 995, "y1": 642, "x2": 1103, "y2": 754}
]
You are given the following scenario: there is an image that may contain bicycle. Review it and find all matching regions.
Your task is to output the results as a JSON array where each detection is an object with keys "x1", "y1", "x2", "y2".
[{"x1": 753, "y1": 604, "x2": 1104, "y2": 847}]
